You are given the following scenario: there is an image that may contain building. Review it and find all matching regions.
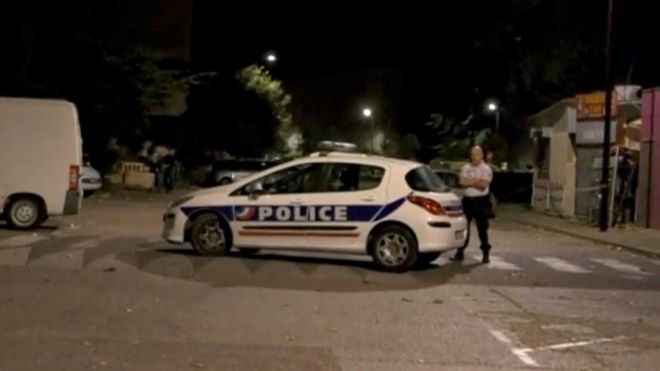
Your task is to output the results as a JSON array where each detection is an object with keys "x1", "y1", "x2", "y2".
[{"x1": 529, "y1": 86, "x2": 642, "y2": 222}]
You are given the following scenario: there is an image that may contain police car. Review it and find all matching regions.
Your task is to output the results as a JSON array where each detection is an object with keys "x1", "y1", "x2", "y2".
[{"x1": 162, "y1": 146, "x2": 467, "y2": 272}]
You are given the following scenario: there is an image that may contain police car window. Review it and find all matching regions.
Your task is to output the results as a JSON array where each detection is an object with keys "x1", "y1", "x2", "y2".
[
  {"x1": 406, "y1": 166, "x2": 447, "y2": 192},
  {"x1": 236, "y1": 163, "x2": 329, "y2": 195},
  {"x1": 327, "y1": 163, "x2": 385, "y2": 192},
  {"x1": 435, "y1": 171, "x2": 458, "y2": 188}
]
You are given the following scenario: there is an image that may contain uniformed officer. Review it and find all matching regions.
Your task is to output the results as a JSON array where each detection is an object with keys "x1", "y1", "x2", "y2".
[{"x1": 450, "y1": 146, "x2": 493, "y2": 263}]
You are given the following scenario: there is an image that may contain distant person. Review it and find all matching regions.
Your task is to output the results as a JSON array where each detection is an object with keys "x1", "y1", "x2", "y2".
[
  {"x1": 138, "y1": 140, "x2": 152, "y2": 163},
  {"x1": 450, "y1": 146, "x2": 493, "y2": 264},
  {"x1": 161, "y1": 150, "x2": 176, "y2": 192}
]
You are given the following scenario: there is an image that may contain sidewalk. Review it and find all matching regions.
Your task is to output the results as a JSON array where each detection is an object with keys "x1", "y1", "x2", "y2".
[{"x1": 498, "y1": 204, "x2": 660, "y2": 258}]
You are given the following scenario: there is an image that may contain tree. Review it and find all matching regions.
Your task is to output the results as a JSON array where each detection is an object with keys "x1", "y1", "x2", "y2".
[{"x1": 236, "y1": 64, "x2": 300, "y2": 156}]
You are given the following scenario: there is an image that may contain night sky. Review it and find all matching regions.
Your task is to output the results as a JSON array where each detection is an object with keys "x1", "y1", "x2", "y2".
[{"x1": 191, "y1": 0, "x2": 656, "y2": 138}]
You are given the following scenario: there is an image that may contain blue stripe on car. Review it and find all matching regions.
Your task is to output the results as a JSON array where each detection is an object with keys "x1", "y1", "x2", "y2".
[
  {"x1": 181, "y1": 206, "x2": 235, "y2": 221},
  {"x1": 372, "y1": 197, "x2": 406, "y2": 221}
]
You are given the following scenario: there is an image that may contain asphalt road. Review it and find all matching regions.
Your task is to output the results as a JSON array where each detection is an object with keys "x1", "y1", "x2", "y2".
[{"x1": 0, "y1": 191, "x2": 659, "y2": 370}]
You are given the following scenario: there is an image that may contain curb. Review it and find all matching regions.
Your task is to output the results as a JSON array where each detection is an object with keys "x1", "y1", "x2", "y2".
[{"x1": 499, "y1": 216, "x2": 660, "y2": 259}]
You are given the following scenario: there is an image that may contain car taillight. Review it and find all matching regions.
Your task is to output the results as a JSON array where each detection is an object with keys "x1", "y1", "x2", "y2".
[
  {"x1": 407, "y1": 195, "x2": 446, "y2": 215},
  {"x1": 69, "y1": 165, "x2": 80, "y2": 191}
]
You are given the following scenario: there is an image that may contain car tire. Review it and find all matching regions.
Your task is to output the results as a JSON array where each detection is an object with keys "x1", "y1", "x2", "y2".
[
  {"x1": 370, "y1": 225, "x2": 418, "y2": 273},
  {"x1": 83, "y1": 190, "x2": 96, "y2": 198},
  {"x1": 416, "y1": 252, "x2": 442, "y2": 267},
  {"x1": 6, "y1": 197, "x2": 43, "y2": 230},
  {"x1": 218, "y1": 177, "x2": 232, "y2": 185},
  {"x1": 190, "y1": 214, "x2": 231, "y2": 256},
  {"x1": 238, "y1": 248, "x2": 260, "y2": 255}
]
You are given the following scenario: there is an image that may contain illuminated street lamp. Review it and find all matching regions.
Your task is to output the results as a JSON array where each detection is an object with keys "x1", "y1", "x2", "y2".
[
  {"x1": 485, "y1": 100, "x2": 500, "y2": 134},
  {"x1": 265, "y1": 52, "x2": 277, "y2": 64},
  {"x1": 362, "y1": 107, "x2": 375, "y2": 151}
]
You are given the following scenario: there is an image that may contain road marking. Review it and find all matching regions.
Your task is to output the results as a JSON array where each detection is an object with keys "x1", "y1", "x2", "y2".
[
  {"x1": 455, "y1": 297, "x2": 539, "y2": 368},
  {"x1": 489, "y1": 330, "x2": 512, "y2": 344},
  {"x1": 488, "y1": 330, "x2": 539, "y2": 367},
  {"x1": 471, "y1": 254, "x2": 521, "y2": 271},
  {"x1": 0, "y1": 234, "x2": 49, "y2": 248},
  {"x1": 512, "y1": 348, "x2": 540, "y2": 367},
  {"x1": 590, "y1": 258, "x2": 651, "y2": 275},
  {"x1": 518, "y1": 336, "x2": 627, "y2": 353},
  {"x1": 534, "y1": 257, "x2": 592, "y2": 273}
]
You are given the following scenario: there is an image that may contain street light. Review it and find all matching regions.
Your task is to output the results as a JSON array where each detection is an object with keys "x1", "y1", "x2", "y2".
[
  {"x1": 265, "y1": 52, "x2": 277, "y2": 64},
  {"x1": 486, "y1": 100, "x2": 500, "y2": 134},
  {"x1": 362, "y1": 107, "x2": 375, "y2": 151}
]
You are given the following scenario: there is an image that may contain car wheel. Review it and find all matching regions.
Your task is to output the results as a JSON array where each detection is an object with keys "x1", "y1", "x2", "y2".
[
  {"x1": 6, "y1": 197, "x2": 43, "y2": 229},
  {"x1": 370, "y1": 225, "x2": 418, "y2": 273},
  {"x1": 190, "y1": 214, "x2": 231, "y2": 256},
  {"x1": 83, "y1": 190, "x2": 96, "y2": 198},
  {"x1": 416, "y1": 252, "x2": 442, "y2": 267},
  {"x1": 238, "y1": 248, "x2": 260, "y2": 255},
  {"x1": 218, "y1": 177, "x2": 232, "y2": 185}
]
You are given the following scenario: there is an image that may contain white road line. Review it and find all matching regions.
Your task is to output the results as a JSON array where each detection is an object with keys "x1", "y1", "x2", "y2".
[
  {"x1": 590, "y1": 258, "x2": 651, "y2": 275},
  {"x1": 0, "y1": 234, "x2": 49, "y2": 248},
  {"x1": 471, "y1": 254, "x2": 521, "y2": 271},
  {"x1": 534, "y1": 257, "x2": 592, "y2": 273},
  {"x1": 512, "y1": 349, "x2": 540, "y2": 367},
  {"x1": 488, "y1": 330, "x2": 539, "y2": 367},
  {"x1": 489, "y1": 330, "x2": 512, "y2": 344},
  {"x1": 533, "y1": 336, "x2": 626, "y2": 351}
]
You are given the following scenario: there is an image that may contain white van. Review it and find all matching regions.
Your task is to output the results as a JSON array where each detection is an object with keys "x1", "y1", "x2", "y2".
[{"x1": 0, "y1": 97, "x2": 83, "y2": 229}]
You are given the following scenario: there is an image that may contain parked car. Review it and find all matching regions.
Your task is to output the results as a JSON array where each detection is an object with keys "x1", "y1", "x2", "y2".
[
  {"x1": 207, "y1": 159, "x2": 280, "y2": 186},
  {"x1": 163, "y1": 147, "x2": 468, "y2": 273},
  {"x1": 433, "y1": 169, "x2": 464, "y2": 198},
  {"x1": 80, "y1": 165, "x2": 102, "y2": 197},
  {"x1": 0, "y1": 97, "x2": 83, "y2": 229}
]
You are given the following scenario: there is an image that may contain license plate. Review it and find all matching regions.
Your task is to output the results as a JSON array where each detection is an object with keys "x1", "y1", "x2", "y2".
[{"x1": 455, "y1": 230, "x2": 465, "y2": 240}]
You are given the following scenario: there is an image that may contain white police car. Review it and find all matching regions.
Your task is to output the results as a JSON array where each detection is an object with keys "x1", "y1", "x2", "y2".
[{"x1": 162, "y1": 149, "x2": 467, "y2": 272}]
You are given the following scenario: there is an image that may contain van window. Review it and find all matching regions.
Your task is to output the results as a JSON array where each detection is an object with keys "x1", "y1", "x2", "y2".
[{"x1": 406, "y1": 166, "x2": 447, "y2": 192}]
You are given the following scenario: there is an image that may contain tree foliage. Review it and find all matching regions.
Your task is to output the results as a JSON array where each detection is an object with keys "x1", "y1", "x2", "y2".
[{"x1": 236, "y1": 64, "x2": 300, "y2": 155}]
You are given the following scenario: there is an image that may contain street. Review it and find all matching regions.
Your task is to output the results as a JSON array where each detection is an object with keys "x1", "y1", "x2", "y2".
[{"x1": 1, "y1": 192, "x2": 659, "y2": 370}]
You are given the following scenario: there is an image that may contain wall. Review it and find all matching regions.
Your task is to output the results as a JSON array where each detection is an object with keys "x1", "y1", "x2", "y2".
[
  {"x1": 639, "y1": 89, "x2": 660, "y2": 230},
  {"x1": 531, "y1": 106, "x2": 577, "y2": 216}
]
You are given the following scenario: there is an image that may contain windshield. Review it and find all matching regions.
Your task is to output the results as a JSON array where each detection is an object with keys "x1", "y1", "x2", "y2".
[{"x1": 405, "y1": 165, "x2": 448, "y2": 193}]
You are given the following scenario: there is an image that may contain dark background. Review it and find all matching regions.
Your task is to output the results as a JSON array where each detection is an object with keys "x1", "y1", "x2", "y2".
[{"x1": 1, "y1": 0, "x2": 657, "y2": 164}]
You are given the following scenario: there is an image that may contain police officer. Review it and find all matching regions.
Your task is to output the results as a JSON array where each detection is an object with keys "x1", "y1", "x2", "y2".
[{"x1": 451, "y1": 146, "x2": 493, "y2": 263}]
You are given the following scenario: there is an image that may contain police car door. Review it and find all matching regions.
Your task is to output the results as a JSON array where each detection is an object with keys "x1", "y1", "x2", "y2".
[
  {"x1": 229, "y1": 162, "x2": 330, "y2": 249},
  {"x1": 304, "y1": 161, "x2": 387, "y2": 251}
]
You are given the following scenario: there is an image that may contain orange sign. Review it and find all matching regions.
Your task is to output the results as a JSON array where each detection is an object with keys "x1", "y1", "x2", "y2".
[{"x1": 577, "y1": 92, "x2": 618, "y2": 120}]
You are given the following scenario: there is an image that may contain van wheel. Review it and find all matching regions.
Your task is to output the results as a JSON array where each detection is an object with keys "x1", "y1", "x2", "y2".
[
  {"x1": 6, "y1": 198, "x2": 43, "y2": 229},
  {"x1": 370, "y1": 225, "x2": 418, "y2": 273},
  {"x1": 190, "y1": 214, "x2": 231, "y2": 256}
]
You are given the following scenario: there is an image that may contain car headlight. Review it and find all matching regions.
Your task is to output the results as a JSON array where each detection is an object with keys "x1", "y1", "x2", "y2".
[{"x1": 170, "y1": 196, "x2": 194, "y2": 209}]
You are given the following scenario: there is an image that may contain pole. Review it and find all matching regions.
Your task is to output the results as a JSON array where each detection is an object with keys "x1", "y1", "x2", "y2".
[
  {"x1": 370, "y1": 116, "x2": 375, "y2": 152},
  {"x1": 599, "y1": 0, "x2": 614, "y2": 231},
  {"x1": 609, "y1": 145, "x2": 619, "y2": 225},
  {"x1": 495, "y1": 111, "x2": 500, "y2": 135}
]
